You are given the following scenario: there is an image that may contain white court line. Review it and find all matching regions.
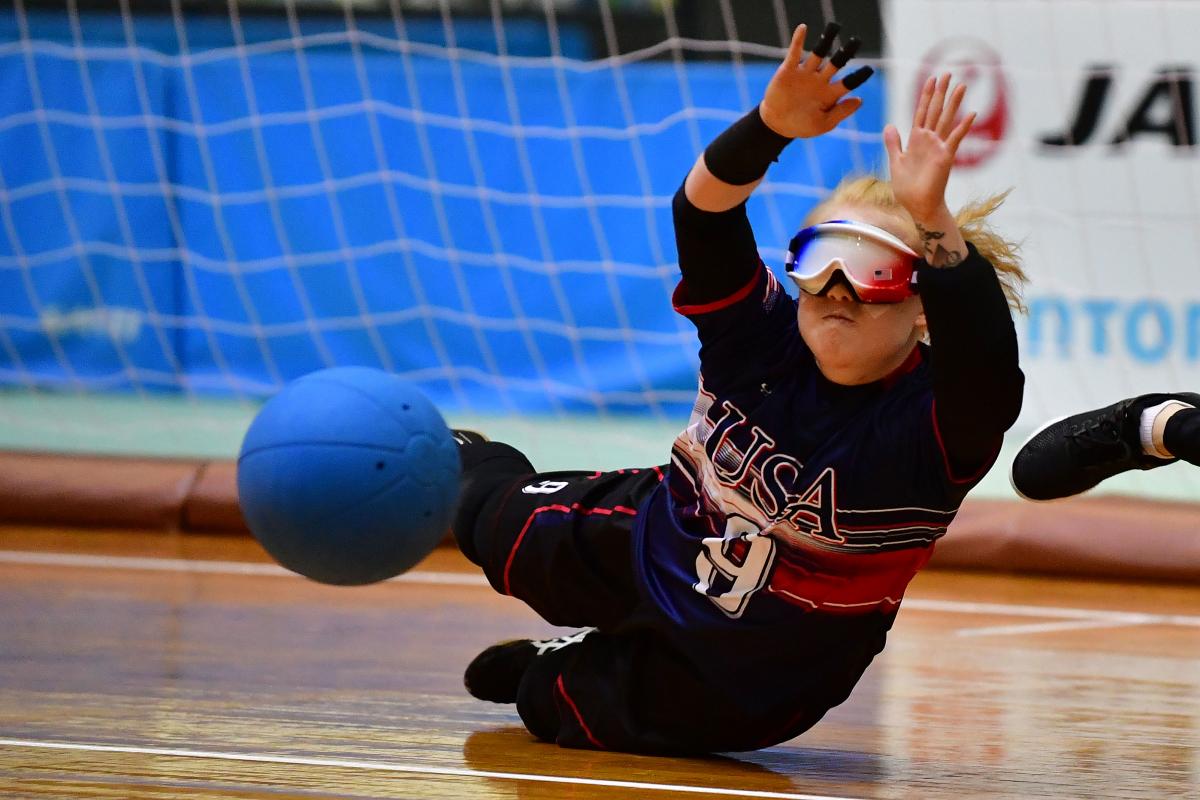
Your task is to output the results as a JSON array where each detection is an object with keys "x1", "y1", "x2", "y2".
[
  {"x1": 954, "y1": 617, "x2": 1160, "y2": 639},
  {"x1": 0, "y1": 550, "x2": 489, "y2": 586},
  {"x1": 901, "y1": 597, "x2": 1200, "y2": 628},
  {"x1": 0, "y1": 738, "x2": 863, "y2": 800},
  {"x1": 2, "y1": 549, "x2": 1198, "y2": 629}
]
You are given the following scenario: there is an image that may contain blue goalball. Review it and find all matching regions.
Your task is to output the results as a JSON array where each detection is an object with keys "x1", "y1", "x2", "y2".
[{"x1": 237, "y1": 367, "x2": 461, "y2": 586}]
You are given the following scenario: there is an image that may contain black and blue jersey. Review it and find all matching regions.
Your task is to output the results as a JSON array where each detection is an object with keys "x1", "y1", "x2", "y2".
[
  {"x1": 641, "y1": 261, "x2": 981, "y2": 627},
  {"x1": 608, "y1": 189, "x2": 1022, "y2": 745}
]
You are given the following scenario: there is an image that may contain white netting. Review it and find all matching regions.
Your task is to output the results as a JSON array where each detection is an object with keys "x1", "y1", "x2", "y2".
[
  {"x1": 1, "y1": 0, "x2": 1196, "y2": 498},
  {"x1": 0, "y1": 0, "x2": 877, "y2": 465}
]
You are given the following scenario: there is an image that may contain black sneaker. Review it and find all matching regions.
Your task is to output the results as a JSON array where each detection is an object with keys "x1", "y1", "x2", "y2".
[
  {"x1": 464, "y1": 628, "x2": 593, "y2": 704},
  {"x1": 1010, "y1": 393, "x2": 1200, "y2": 501},
  {"x1": 451, "y1": 429, "x2": 490, "y2": 447}
]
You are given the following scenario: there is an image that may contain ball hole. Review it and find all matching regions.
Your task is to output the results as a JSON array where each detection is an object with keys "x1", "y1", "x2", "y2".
[
  {"x1": 402, "y1": 403, "x2": 411, "y2": 411},
  {"x1": 423, "y1": 510, "x2": 431, "y2": 517},
  {"x1": 375, "y1": 461, "x2": 385, "y2": 470}
]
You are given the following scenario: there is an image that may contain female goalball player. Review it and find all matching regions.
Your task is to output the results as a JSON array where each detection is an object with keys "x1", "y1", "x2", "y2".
[{"x1": 450, "y1": 21, "x2": 1027, "y2": 754}]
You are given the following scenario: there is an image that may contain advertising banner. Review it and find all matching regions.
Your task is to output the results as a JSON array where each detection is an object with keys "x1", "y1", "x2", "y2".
[{"x1": 885, "y1": 0, "x2": 1200, "y2": 426}]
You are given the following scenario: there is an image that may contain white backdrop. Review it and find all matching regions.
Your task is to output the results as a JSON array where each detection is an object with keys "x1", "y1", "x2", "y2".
[{"x1": 885, "y1": 0, "x2": 1200, "y2": 429}]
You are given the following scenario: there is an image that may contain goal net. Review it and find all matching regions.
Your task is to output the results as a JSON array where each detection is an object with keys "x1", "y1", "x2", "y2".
[{"x1": 0, "y1": 0, "x2": 1195, "y2": 499}]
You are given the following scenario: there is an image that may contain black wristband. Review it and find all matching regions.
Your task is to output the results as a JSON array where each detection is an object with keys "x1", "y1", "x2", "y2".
[{"x1": 702, "y1": 105, "x2": 793, "y2": 186}]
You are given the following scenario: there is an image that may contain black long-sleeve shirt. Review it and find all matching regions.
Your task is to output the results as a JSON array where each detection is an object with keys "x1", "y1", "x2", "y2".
[{"x1": 671, "y1": 185, "x2": 1023, "y2": 475}]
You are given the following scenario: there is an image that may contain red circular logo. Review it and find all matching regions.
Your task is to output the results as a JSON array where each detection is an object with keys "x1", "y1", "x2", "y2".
[{"x1": 916, "y1": 39, "x2": 1009, "y2": 168}]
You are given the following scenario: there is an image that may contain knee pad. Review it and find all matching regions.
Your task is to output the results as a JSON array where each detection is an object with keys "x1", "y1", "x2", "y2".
[
  {"x1": 459, "y1": 440, "x2": 535, "y2": 476},
  {"x1": 452, "y1": 442, "x2": 534, "y2": 565}
]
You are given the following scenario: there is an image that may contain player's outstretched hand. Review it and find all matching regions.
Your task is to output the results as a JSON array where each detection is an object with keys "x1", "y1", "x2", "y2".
[
  {"x1": 759, "y1": 22, "x2": 874, "y2": 140},
  {"x1": 883, "y1": 73, "x2": 976, "y2": 223}
]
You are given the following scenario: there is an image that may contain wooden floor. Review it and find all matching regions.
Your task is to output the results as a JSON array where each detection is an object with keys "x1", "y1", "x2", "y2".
[{"x1": 1, "y1": 526, "x2": 1197, "y2": 800}]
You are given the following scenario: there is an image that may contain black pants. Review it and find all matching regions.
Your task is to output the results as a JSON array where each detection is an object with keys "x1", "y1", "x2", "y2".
[
  {"x1": 452, "y1": 441, "x2": 658, "y2": 628},
  {"x1": 451, "y1": 442, "x2": 850, "y2": 754},
  {"x1": 453, "y1": 442, "x2": 671, "y2": 749}
]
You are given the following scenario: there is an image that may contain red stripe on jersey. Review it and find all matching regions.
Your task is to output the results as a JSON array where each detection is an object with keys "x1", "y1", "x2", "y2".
[
  {"x1": 881, "y1": 345, "x2": 923, "y2": 389},
  {"x1": 555, "y1": 674, "x2": 605, "y2": 749},
  {"x1": 931, "y1": 399, "x2": 1001, "y2": 485},
  {"x1": 502, "y1": 502, "x2": 638, "y2": 595},
  {"x1": 836, "y1": 522, "x2": 948, "y2": 532},
  {"x1": 767, "y1": 545, "x2": 934, "y2": 613},
  {"x1": 672, "y1": 262, "x2": 762, "y2": 315}
]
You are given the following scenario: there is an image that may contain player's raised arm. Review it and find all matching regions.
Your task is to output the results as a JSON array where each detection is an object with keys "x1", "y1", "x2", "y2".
[
  {"x1": 884, "y1": 74, "x2": 975, "y2": 267},
  {"x1": 886, "y1": 74, "x2": 1024, "y2": 476},
  {"x1": 685, "y1": 22, "x2": 873, "y2": 212},
  {"x1": 673, "y1": 22, "x2": 873, "y2": 306}
]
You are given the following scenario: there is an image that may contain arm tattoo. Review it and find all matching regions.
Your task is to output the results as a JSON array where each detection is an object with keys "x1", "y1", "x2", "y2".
[
  {"x1": 914, "y1": 222, "x2": 943, "y2": 243},
  {"x1": 932, "y1": 244, "x2": 964, "y2": 267},
  {"x1": 915, "y1": 222, "x2": 963, "y2": 268}
]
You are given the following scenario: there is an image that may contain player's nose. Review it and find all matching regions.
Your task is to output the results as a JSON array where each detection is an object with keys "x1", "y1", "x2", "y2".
[{"x1": 824, "y1": 279, "x2": 857, "y2": 303}]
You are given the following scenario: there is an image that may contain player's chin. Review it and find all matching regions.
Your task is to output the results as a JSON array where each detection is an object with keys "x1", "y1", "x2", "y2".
[{"x1": 807, "y1": 342, "x2": 877, "y2": 385}]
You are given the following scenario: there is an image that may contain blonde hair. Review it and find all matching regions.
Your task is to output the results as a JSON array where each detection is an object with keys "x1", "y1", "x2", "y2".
[{"x1": 805, "y1": 176, "x2": 1028, "y2": 313}]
